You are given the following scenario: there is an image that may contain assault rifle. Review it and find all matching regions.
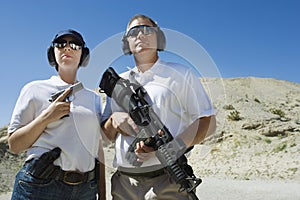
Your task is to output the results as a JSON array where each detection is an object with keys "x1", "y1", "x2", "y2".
[{"x1": 99, "y1": 67, "x2": 201, "y2": 200}]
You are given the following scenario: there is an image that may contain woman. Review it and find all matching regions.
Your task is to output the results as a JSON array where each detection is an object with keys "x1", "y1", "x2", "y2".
[{"x1": 8, "y1": 29, "x2": 105, "y2": 200}]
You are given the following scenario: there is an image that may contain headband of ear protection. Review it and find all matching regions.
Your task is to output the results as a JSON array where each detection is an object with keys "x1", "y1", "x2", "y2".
[
  {"x1": 122, "y1": 16, "x2": 166, "y2": 55},
  {"x1": 47, "y1": 29, "x2": 90, "y2": 69}
]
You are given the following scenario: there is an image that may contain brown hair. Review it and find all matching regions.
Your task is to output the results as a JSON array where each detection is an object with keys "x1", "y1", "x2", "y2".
[{"x1": 126, "y1": 14, "x2": 158, "y2": 31}]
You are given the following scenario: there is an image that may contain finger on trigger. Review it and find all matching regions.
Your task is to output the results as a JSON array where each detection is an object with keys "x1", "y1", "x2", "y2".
[{"x1": 56, "y1": 88, "x2": 72, "y2": 102}]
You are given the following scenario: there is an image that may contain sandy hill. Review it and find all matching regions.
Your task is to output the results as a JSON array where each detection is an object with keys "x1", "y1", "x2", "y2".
[
  {"x1": 0, "y1": 77, "x2": 299, "y2": 194},
  {"x1": 191, "y1": 77, "x2": 300, "y2": 181}
]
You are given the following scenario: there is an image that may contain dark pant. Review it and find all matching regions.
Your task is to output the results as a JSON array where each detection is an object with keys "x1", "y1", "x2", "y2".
[{"x1": 11, "y1": 161, "x2": 98, "y2": 200}]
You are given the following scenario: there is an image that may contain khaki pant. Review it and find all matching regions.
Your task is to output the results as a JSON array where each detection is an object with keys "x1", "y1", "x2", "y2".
[{"x1": 110, "y1": 171, "x2": 192, "y2": 200}]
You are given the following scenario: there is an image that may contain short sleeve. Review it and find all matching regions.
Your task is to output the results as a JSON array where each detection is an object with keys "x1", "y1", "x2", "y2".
[
  {"x1": 8, "y1": 84, "x2": 36, "y2": 134},
  {"x1": 183, "y1": 69, "x2": 216, "y2": 121}
]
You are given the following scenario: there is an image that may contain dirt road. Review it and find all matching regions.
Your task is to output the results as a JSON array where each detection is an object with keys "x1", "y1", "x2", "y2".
[{"x1": 1, "y1": 177, "x2": 299, "y2": 200}]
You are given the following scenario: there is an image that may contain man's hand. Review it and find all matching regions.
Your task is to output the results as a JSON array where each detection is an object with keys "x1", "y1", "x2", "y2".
[
  {"x1": 134, "y1": 140, "x2": 156, "y2": 162},
  {"x1": 102, "y1": 112, "x2": 139, "y2": 141},
  {"x1": 110, "y1": 112, "x2": 139, "y2": 136}
]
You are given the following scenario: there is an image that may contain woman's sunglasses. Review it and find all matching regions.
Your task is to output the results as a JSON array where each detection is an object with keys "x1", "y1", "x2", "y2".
[
  {"x1": 126, "y1": 25, "x2": 157, "y2": 38},
  {"x1": 53, "y1": 40, "x2": 83, "y2": 51}
]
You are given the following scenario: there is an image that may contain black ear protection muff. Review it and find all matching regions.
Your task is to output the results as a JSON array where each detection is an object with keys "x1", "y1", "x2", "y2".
[
  {"x1": 47, "y1": 29, "x2": 90, "y2": 69},
  {"x1": 122, "y1": 18, "x2": 166, "y2": 55}
]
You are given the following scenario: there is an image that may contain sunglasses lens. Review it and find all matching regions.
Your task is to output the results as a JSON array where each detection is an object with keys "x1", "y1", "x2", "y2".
[
  {"x1": 127, "y1": 28, "x2": 139, "y2": 37},
  {"x1": 69, "y1": 42, "x2": 82, "y2": 50},
  {"x1": 53, "y1": 40, "x2": 67, "y2": 48},
  {"x1": 53, "y1": 40, "x2": 82, "y2": 50},
  {"x1": 143, "y1": 27, "x2": 155, "y2": 35},
  {"x1": 127, "y1": 25, "x2": 156, "y2": 37}
]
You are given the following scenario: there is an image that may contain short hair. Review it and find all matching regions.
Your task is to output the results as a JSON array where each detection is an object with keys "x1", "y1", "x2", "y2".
[{"x1": 122, "y1": 14, "x2": 166, "y2": 55}]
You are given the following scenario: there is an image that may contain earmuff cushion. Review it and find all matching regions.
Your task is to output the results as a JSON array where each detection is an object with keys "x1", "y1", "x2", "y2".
[
  {"x1": 157, "y1": 28, "x2": 166, "y2": 51},
  {"x1": 47, "y1": 46, "x2": 56, "y2": 66},
  {"x1": 122, "y1": 36, "x2": 131, "y2": 55},
  {"x1": 80, "y1": 47, "x2": 90, "y2": 66}
]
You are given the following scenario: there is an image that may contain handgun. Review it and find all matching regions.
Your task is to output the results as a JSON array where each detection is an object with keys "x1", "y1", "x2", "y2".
[
  {"x1": 28, "y1": 147, "x2": 61, "y2": 179},
  {"x1": 48, "y1": 82, "x2": 83, "y2": 118},
  {"x1": 49, "y1": 82, "x2": 83, "y2": 102}
]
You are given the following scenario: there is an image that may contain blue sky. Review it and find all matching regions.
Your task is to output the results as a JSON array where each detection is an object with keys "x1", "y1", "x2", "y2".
[{"x1": 1, "y1": 0, "x2": 299, "y2": 127}]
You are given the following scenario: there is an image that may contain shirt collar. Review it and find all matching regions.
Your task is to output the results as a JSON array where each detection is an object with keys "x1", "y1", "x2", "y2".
[
  {"x1": 49, "y1": 75, "x2": 74, "y2": 87},
  {"x1": 134, "y1": 58, "x2": 163, "y2": 74}
]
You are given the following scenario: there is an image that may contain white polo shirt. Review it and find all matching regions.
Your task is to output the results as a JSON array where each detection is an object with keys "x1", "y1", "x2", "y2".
[
  {"x1": 102, "y1": 59, "x2": 215, "y2": 168},
  {"x1": 8, "y1": 76, "x2": 102, "y2": 172}
]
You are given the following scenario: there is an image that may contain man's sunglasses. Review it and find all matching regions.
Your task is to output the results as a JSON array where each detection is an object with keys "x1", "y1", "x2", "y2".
[
  {"x1": 126, "y1": 25, "x2": 157, "y2": 38},
  {"x1": 53, "y1": 40, "x2": 83, "y2": 51}
]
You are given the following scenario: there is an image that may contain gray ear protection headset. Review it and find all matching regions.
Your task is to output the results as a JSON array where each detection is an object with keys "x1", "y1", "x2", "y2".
[{"x1": 47, "y1": 29, "x2": 90, "y2": 68}]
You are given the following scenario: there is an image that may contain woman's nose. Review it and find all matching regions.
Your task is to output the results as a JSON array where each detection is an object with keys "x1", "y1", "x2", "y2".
[{"x1": 64, "y1": 46, "x2": 71, "y2": 51}]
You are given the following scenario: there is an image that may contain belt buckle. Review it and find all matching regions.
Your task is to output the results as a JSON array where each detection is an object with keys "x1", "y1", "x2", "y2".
[{"x1": 63, "y1": 171, "x2": 85, "y2": 185}]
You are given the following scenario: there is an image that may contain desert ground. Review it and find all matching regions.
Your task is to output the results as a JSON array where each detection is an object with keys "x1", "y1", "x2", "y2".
[{"x1": 1, "y1": 77, "x2": 299, "y2": 199}]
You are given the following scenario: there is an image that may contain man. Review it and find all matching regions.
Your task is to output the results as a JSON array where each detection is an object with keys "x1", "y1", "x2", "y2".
[{"x1": 101, "y1": 14, "x2": 216, "y2": 200}]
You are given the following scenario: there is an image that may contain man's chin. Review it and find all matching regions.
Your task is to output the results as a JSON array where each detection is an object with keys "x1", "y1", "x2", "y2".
[{"x1": 133, "y1": 47, "x2": 156, "y2": 55}]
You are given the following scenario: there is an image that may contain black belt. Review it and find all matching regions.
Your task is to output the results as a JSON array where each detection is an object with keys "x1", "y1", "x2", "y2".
[
  {"x1": 118, "y1": 166, "x2": 166, "y2": 178},
  {"x1": 54, "y1": 168, "x2": 96, "y2": 185}
]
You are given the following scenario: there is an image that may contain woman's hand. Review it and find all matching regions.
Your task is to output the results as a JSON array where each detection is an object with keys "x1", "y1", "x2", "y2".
[{"x1": 43, "y1": 88, "x2": 72, "y2": 123}]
